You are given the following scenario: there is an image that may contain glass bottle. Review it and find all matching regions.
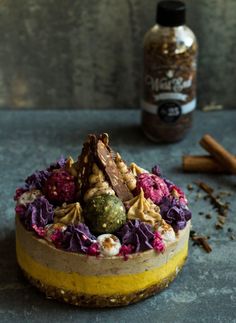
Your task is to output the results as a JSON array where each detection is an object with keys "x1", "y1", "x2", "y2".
[{"x1": 141, "y1": 0, "x2": 198, "y2": 143}]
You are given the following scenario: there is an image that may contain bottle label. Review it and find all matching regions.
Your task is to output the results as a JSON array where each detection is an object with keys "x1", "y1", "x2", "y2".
[
  {"x1": 158, "y1": 101, "x2": 181, "y2": 123},
  {"x1": 142, "y1": 61, "x2": 197, "y2": 121},
  {"x1": 141, "y1": 97, "x2": 196, "y2": 117}
]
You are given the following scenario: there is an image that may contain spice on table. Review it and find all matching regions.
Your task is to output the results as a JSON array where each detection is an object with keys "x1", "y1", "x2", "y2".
[
  {"x1": 187, "y1": 184, "x2": 194, "y2": 191},
  {"x1": 195, "y1": 181, "x2": 230, "y2": 229},
  {"x1": 199, "y1": 134, "x2": 236, "y2": 174},
  {"x1": 182, "y1": 155, "x2": 236, "y2": 174},
  {"x1": 202, "y1": 103, "x2": 223, "y2": 112},
  {"x1": 141, "y1": 0, "x2": 197, "y2": 143},
  {"x1": 190, "y1": 230, "x2": 212, "y2": 253},
  {"x1": 195, "y1": 181, "x2": 229, "y2": 215},
  {"x1": 217, "y1": 191, "x2": 232, "y2": 197},
  {"x1": 230, "y1": 234, "x2": 236, "y2": 240}
]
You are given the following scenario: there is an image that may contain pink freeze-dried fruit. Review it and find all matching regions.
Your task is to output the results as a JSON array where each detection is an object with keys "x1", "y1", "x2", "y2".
[
  {"x1": 119, "y1": 244, "x2": 133, "y2": 261},
  {"x1": 87, "y1": 243, "x2": 100, "y2": 256},
  {"x1": 137, "y1": 173, "x2": 169, "y2": 204},
  {"x1": 43, "y1": 169, "x2": 76, "y2": 205},
  {"x1": 153, "y1": 231, "x2": 165, "y2": 253},
  {"x1": 169, "y1": 185, "x2": 188, "y2": 205}
]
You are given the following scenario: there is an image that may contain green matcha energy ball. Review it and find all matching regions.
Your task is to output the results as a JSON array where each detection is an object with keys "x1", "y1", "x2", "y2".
[{"x1": 84, "y1": 195, "x2": 126, "y2": 234}]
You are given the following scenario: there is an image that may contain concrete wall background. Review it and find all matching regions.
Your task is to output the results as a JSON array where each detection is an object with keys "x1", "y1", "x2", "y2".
[{"x1": 0, "y1": 0, "x2": 235, "y2": 109}]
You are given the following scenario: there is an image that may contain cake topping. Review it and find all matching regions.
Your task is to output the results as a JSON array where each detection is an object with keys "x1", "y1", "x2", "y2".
[
  {"x1": 76, "y1": 133, "x2": 133, "y2": 202},
  {"x1": 84, "y1": 194, "x2": 126, "y2": 234},
  {"x1": 54, "y1": 202, "x2": 83, "y2": 225},
  {"x1": 160, "y1": 197, "x2": 191, "y2": 232},
  {"x1": 167, "y1": 184, "x2": 188, "y2": 205},
  {"x1": 125, "y1": 189, "x2": 162, "y2": 226},
  {"x1": 25, "y1": 170, "x2": 50, "y2": 190},
  {"x1": 84, "y1": 163, "x2": 115, "y2": 202},
  {"x1": 137, "y1": 173, "x2": 169, "y2": 204},
  {"x1": 118, "y1": 244, "x2": 133, "y2": 260},
  {"x1": 162, "y1": 176, "x2": 188, "y2": 206},
  {"x1": 24, "y1": 157, "x2": 67, "y2": 191},
  {"x1": 14, "y1": 188, "x2": 27, "y2": 201},
  {"x1": 97, "y1": 234, "x2": 121, "y2": 256},
  {"x1": 65, "y1": 156, "x2": 78, "y2": 178},
  {"x1": 47, "y1": 156, "x2": 67, "y2": 171},
  {"x1": 151, "y1": 165, "x2": 162, "y2": 177},
  {"x1": 43, "y1": 169, "x2": 76, "y2": 205},
  {"x1": 96, "y1": 139, "x2": 133, "y2": 202},
  {"x1": 44, "y1": 223, "x2": 67, "y2": 246},
  {"x1": 130, "y1": 163, "x2": 148, "y2": 176},
  {"x1": 114, "y1": 153, "x2": 137, "y2": 191},
  {"x1": 156, "y1": 221, "x2": 176, "y2": 242},
  {"x1": 61, "y1": 223, "x2": 96, "y2": 253},
  {"x1": 117, "y1": 219, "x2": 155, "y2": 253},
  {"x1": 153, "y1": 231, "x2": 165, "y2": 253},
  {"x1": 14, "y1": 133, "x2": 192, "y2": 258},
  {"x1": 87, "y1": 242, "x2": 100, "y2": 256},
  {"x1": 17, "y1": 189, "x2": 42, "y2": 206},
  {"x1": 76, "y1": 134, "x2": 97, "y2": 199},
  {"x1": 19, "y1": 196, "x2": 54, "y2": 233}
]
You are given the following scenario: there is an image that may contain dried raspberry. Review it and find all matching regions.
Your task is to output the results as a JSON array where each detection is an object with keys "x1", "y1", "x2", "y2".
[{"x1": 43, "y1": 169, "x2": 76, "y2": 205}]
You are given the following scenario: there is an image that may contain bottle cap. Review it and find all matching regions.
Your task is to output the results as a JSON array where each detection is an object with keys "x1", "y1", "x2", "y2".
[{"x1": 156, "y1": 1, "x2": 186, "y2": 27}]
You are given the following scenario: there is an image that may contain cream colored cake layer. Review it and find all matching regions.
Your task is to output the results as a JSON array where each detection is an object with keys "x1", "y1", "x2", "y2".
[{"x1": 15, "y1": 216, "x2": 190, "y2": 276}]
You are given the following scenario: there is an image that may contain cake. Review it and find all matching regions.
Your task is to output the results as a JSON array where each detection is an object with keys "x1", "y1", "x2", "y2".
[{"x1": 14, "y1": 133, "x2": 192, "y2": 307}]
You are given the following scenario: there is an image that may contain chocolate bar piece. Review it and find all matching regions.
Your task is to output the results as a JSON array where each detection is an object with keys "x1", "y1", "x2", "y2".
[
  {"x1": 95, "y1": 140, "x2": 133, "y2": 202},
  {"x1": 99, "y1": 133, "x2": 109, "y2": 146}
]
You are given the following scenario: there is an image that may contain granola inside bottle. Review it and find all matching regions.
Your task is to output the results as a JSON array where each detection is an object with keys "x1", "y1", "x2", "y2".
[{"x1": 141, "y1": 0, "x2": 197, "y2": 143}]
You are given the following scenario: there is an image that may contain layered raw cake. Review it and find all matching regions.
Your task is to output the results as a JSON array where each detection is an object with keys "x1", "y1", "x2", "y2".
[{"x1": 14, "y1": 133, "x2": 191, "y2": 307}]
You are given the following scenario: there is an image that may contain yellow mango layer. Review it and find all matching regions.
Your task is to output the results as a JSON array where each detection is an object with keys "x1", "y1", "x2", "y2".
[{"x1": 16, "y1": 239, "x2": 188, "y2": 296}]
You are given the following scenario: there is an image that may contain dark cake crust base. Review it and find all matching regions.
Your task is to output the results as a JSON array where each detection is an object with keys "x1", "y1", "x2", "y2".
[{"x1": 20, "y1": 257, "x2": 187, "y2": 308}]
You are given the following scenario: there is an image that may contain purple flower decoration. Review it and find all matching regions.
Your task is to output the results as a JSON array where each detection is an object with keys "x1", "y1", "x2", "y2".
[
  {"x1": 163, "y1": 178, "x2": 174, "y2": 189},
  {"x1": 61, "y1": 224, "x2": 96, "y2": 254},
  {"x1": 116, "y1": 220, "x2": 154, "y2": 253},
  {"x1": 24, "y1": 156, "x2": 67, "y2": 190},
  {"x1": 151, "y1": 166, "x2": 188, "y2": 206},
  {"x1": 25, "y1": 170, "x2": 50, "y2": 190},
  {"x1": 152, "y1": 165, "x2": 162, "y2": 177},
  {"x1": 20, "y1": 196, "x2": 54, "y2": 232},
  {"x1": 47, "y1": 156, "x2": 67, "y2": 171},
  {"x1": 160, "y1": 197, "x2": 191, "y2": 232}
]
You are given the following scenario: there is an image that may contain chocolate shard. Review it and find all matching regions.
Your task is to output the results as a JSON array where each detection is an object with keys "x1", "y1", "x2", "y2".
[
  {"x1": 99, "y1": 133, "x2": 109, "y2": 146},
  {"x1": 99, "y1": 132, "x2": 117, "y2": 158},
  {"x1": 95, "y1": 139, "x2": 133, "y2": 202},
  {"x1": 76, "y1": 134, "x2": 97, "y2": 200}
]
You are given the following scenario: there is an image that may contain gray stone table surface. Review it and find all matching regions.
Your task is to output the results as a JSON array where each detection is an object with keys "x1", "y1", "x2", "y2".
[{"x1": 0, "y1": 110, "x2": 236, "y2": 323}]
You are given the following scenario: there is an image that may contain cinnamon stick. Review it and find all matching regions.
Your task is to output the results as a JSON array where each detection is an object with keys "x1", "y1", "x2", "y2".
[
  {"x1": 183, "y1": 155, "x2": 235, "y2": 173},
  {"x1": 200, "y1": 134, "x2": 236, "y2": 174}
]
